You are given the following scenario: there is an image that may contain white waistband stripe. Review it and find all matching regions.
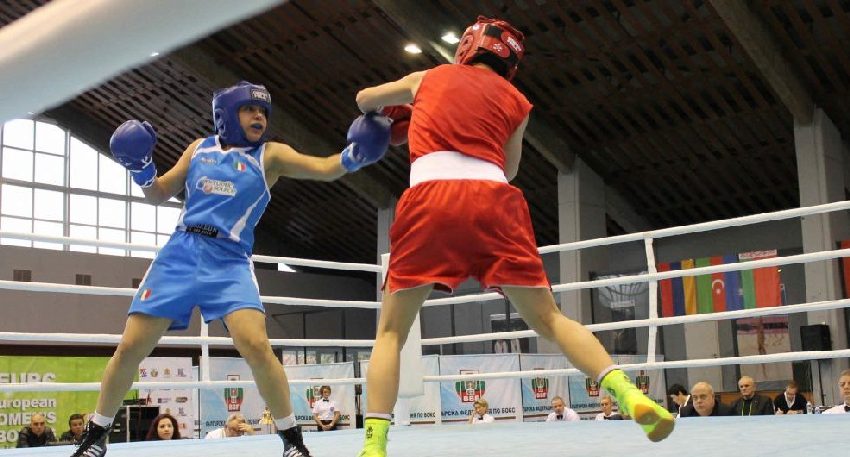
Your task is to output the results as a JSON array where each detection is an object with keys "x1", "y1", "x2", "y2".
[{"x1": 410, "y1": 151, "x2": 507, "y2": 187}]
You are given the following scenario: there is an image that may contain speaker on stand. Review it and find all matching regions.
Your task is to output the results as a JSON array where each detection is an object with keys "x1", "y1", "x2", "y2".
[{"x1": 800, "y1": 324, "x2": 832, "y2": 408}]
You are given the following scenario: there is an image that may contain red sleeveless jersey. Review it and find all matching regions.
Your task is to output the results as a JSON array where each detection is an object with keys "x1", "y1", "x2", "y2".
[{"x1": 408, "y1": 64, "x2": 533, "y2": 170}]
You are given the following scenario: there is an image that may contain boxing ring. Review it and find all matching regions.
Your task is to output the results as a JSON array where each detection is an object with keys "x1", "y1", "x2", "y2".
[
  {"x1": 2, "y1": 200, "x2": 850, "y2": 456},
  {"x1": 2, "y1": 1, "x2": 849, "y2": 455}
]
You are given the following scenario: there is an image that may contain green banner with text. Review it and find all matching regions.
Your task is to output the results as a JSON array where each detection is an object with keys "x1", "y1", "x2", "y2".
[{"x1": 0, "y1": 356, "x2": 119, "y2": 448}]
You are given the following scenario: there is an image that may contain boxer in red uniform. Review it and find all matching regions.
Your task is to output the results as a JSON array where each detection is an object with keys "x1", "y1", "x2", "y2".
[{"x1": 355, "y1": 16, "x2": 673, "y2": 457}]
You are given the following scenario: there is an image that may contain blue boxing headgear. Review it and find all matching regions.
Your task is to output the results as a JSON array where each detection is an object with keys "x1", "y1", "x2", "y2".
[{"x1": 212, "y1": 81, "x2": 272, "y2": 147}]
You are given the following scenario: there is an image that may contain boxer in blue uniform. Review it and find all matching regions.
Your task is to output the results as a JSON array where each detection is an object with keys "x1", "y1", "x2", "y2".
[{"x1": 71, "y1": 82, "x2": 391, "y2": 457}]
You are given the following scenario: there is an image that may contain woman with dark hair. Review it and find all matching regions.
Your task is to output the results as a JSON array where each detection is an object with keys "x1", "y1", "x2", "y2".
[{"x1": 145, "y1": 414, "x2": 180, "y2": 441}]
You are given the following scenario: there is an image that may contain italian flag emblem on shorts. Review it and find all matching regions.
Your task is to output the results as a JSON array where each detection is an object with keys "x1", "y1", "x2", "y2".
[{"x1": 140, "y1": 288, "x2": 152, "y2": 301}]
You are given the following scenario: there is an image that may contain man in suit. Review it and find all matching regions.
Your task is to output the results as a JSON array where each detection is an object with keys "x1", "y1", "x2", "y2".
[
  {"x1": 667, "y1": 383, "x2": 692, "y2": 417},
  {"x1": 774, "y1": 380, "x2": 807, "y2": 414},
  {"x1": 730, "y1": 376, "x2": 774, "y2": 416},
  {"x1": 679, "y1": 382, "x2": 732, "y2": 417}
]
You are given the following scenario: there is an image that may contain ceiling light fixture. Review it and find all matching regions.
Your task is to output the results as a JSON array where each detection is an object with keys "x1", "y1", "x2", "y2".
[
  {"x1": 150, "y1": 52, "x2": 160, "y2": 57},
  {"x1": 404, "y1": 43, "x2": 422, "y2": 54},
  {"x1": 441, "y1": 32, "x2": 460, "y2": 44}
]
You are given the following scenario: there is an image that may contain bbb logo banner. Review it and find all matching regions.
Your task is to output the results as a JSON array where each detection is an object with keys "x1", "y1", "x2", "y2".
[
  {"x1": 518, "y1": 354, "x2": 570, "y2": 421},
  {"x1": 438, "y1": 354, "x2": 521, "y2": 423}
]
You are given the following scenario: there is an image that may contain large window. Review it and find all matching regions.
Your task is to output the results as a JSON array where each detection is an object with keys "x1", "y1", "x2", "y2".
[{"x1": 0, "y1": 119, "x2": 182, "y2": 257}]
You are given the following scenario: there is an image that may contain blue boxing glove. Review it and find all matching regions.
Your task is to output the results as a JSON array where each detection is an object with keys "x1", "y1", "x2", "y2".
[
  {"x1": 340, "y1": 112, "x2": 392, "y2": 172},
  {"x1": 109, "y1": 120, "x2": 157, "y2": 188}
]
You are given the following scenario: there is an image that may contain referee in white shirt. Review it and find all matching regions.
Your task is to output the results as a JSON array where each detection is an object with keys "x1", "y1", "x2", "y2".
[
  {"x1": 468, "y1": 398, "x2": 496, "y2": 424},
  {"x1": 312, "y1": 385, "x2": 341, "y2": 431},
  {"x1": 546, "y1": 396, "x2": 580, "y2": 422}
]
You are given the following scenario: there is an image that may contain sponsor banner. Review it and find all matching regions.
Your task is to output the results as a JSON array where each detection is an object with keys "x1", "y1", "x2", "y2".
[
  {"x1": 0, "y1": 356, "x2": 115, "y2": 449},
  {"x1": 138, "y1": 357, "x2": 194, "y2": 438},
  {"x1": 200, "y1": 358, "x2": 356, "y2": 436},
  {"x1": 567, "y1": 355, "x2": 665, "y2": 415},
  {"x1": 284, "y1": 362, "x2": 356, "y2": 430},
  {"x1": 518, "y1": 354, "x2": 569, "y2": 421},
  {"x1": 199, "y1": 357, "x2": 263, "y2": 437},
  {"x1": 438, "y1": 354, "x2": 521, "y2": 423},
  {"x1": 361, "y1": 355, "x2": 440, "y2": 424}
]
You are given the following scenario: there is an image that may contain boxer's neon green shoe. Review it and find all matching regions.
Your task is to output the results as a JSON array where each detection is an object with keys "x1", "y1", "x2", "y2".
[
  {"x1": 601, "y1": 369, "x2": 675, "y2": 442},
  {"x1": 356, "y1": 417, "x2": 390, "y2": 457}
]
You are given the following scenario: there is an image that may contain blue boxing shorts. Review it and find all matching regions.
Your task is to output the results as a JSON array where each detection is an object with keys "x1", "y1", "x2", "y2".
[{"x1": 129, "y1": 231, "x2": 264, "y2": 330}]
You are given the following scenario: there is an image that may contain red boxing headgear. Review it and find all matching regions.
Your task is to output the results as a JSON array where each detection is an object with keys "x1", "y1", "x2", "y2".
[{"x1": 454, "y1": 16, "x2": 525, "y2": 80}]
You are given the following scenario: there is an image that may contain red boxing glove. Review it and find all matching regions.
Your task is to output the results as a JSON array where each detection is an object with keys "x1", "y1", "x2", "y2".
[{"x1": 382, "y1": 104, "x2": 413, "y2": 146}]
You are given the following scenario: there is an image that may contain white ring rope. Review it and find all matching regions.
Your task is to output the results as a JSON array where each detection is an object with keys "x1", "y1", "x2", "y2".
[
  {"x1": 252, "y1": 255, "x2": 383, "y2": 272},
  {"x1": 5, "y1": 199, "x2": 850, "y2": 277},
  {"x1": 421, "y1": 297, "x2": 850, "y2": 346},
  {"x1": 420, "y1": 246, "x2": 850, "y2": 307},
  {"x1": 422, "y1": 349, "x2": 850, "y2": 383},
  {"x1": 0, "y1": 231, "x2": 383, "y2": 272},
  {"x1": 0, "y1": 332, "x2": 374, "y2": 348},
  {"x1": 6, "y1": 294, "x2": 847, "y2": 348},
  {"x1": 0, "y1": 231, "x2": 160, "y2": 252},
  {"x1": 260, "y1": 296, "x2": 379, "y2": 309},
  {"x1": 0, "y1": 378, "x2": 365, "y2": 393},
  {"x1": 0, "y1": 280, "x2": 381, "y2": 308},
  {"x1": 6, "y1": 348, "x2": 848, "y2": 392},
  {"x1": 538, "y1": 199, "x2": 850, "y2": 254},
  {"x1": 643, "y1": 237, "x2": 659, "y2": 363},
  {"x1": 5, "y1": 202, "x2": 850, "y2": 309},
  {"x1": 0, "y1": 280, "x2": 135, "y2": 296}
]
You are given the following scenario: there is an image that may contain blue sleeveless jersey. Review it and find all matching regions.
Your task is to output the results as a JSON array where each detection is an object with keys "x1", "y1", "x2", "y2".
[{"x1": 177, "y1": 136, "x2": 271, "y2": 254}]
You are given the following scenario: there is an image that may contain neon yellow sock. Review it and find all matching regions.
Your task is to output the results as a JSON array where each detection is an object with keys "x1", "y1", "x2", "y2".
[
  {"x1": 357, "y1": 417, "x2": 390, "y2": 457},
  {"x1": 600, "y1": 369, "x2": 675, "y2": 442}
]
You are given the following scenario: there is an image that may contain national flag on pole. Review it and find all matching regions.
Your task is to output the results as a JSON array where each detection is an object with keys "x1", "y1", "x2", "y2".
[
  {"x1": 681, "y1": 259, "x2": 697, "y2": 315},
  {"x1": 721, "y1": 255, "x2": 743, "y2": 311},
  {"x1": 659, "y1": 255, "x2": 743, "y2": 316},
  {"x1": 695, "y1": 257, "x2": 713, "y2": 314},
  {"x1": 738, "y1": 250, "x2": 781, "y2": 308},
  {"x1": 670, "y1": 261, "x2": 685, "y2": 317},
  {"x1": 658, "y1": 263, "x2": 674, "y2": 318},
  {"x1": 708, "y1": 256, "x2": 726, "y2": 312}
]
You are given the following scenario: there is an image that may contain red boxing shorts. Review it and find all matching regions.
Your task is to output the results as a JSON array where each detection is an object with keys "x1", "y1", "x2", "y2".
[{"x1": 386, "y1": 180, "x2": 549, "y2": 294}]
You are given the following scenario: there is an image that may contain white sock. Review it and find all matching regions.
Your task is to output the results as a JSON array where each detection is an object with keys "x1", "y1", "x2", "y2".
[
  {"x1": 91, "y1": 412, "x2": 113, "y2": 427},
  {"x1": 596, "y1": 365, "x2": 618, "y2": 383},
  {"x1": 274, "y1": 414, "x2": 297, "y2": 431},
  {"x1": 365, "y1": 413, "x2": 392, "y2": 421}
]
